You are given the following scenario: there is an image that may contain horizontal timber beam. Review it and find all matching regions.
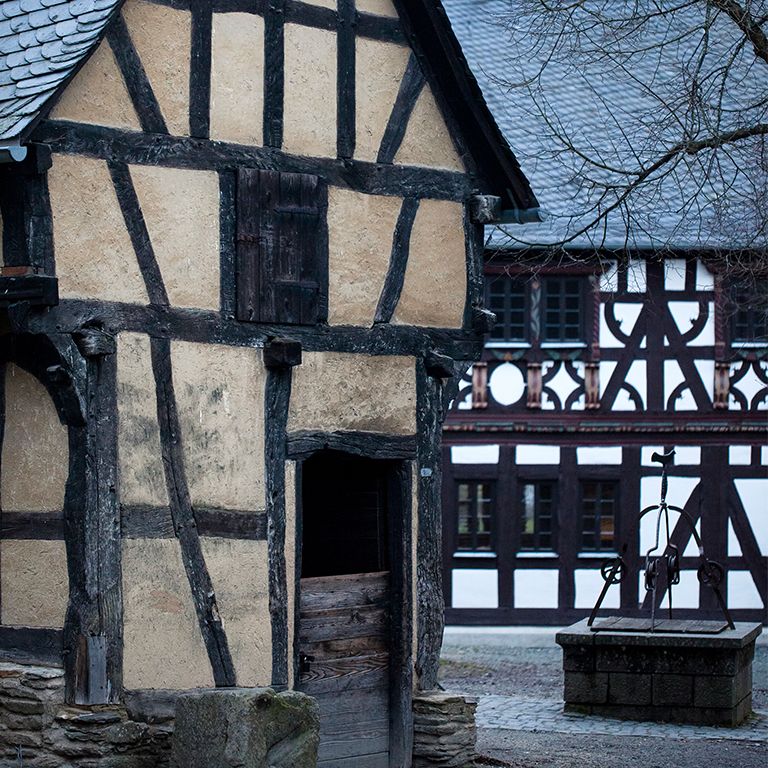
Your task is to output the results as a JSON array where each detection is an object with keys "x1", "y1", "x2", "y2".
[
  {"x1": 0, "y1": 627, "x2": 64, "y2": 667},
  {"x1": 286, "y1": 430, "x2": 417, "y2": 460},
  {"x1": 33, "y1": 121, "x2": 476, "y2": 202},
  {"x1": 23, "y1": 300, "x2": 482, "y2": 360},
  {"x1": 121, "y1": 506, "x2": 267, "y2": 540}
]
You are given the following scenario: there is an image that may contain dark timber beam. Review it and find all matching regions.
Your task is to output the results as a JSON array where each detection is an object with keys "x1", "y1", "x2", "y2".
[
  {"x1": 150, "y1": 336, "x2": 236, "y2": 687},
  {"x1": 374, "y1": 198, "x2": 419, "y2": 324},
  {"x1": 376, "y1": 53, "x2": 426, "y2": 165},
  {"x1": 106, "y1": 13, "x2": 168, "y2": 135},
  {"x1": 33, "y1": 121, "x2": 477, "y2": 202},
  {"x1": 23, "y1": 300, "x2": 484, "y2": 361},
  {"x1": 415, "y1": 359, "x2": 445, "y2": 690},
  {"x1": 286, "y1": 430, "x2": 417, "y2": 460},
  {"x1": 265, "y1": 366, "x2": 293, "y2": 688}
]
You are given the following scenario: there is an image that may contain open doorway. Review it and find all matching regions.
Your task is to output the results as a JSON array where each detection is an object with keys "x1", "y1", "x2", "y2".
[{"x1": 296, "y1": 451, "x2": 411, "y2": 768}]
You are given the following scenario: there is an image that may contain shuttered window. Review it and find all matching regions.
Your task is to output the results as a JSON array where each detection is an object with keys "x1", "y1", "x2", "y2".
[{"x1": 236, "y1": 168, "x2": 328, "y2": 325}]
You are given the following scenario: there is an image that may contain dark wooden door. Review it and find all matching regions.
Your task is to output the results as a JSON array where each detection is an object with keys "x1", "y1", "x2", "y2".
[
  {"x1": 298, "y1": 572, "x2": 391, "y2": 767},
  {"x1": 297, "y1": 452, "x2": 395, "y2": 767}
]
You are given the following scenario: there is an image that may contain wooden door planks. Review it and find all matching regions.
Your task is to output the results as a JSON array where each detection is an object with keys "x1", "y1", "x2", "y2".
[{"x1": 298, "y1": 571, "x2": 391, "y2": 767}]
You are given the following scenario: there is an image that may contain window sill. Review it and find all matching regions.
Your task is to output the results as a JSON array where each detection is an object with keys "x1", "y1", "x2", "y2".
[
  {"x1": 732, "y1": 341, "x2": 767, "y2": 349},
  {"x1": 515, "y1": 551, "x2": 558, "y2": 559},
  {"x1": 540, "y1": 342, "x2": 587, "y2": 349},
  {"x1": 486, "y1": 342, "x2": 531, "y2": 349},
  {"x1": 578, "y1": 551, "x2": 617, "y2": 559},
  {"x1": 453, "y1": 551, "x2": 497, "y2": 559}
]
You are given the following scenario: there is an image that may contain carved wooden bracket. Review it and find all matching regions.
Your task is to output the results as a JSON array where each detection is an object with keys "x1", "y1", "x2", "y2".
[
  {"x1": 585, "y1": 362, "x2": 600, "y2": 409},
  {"x1": 714, "y1": 361, "x2": 730, "y2": 409},
  {"x1": 471, "y1": 362, "x2": 488, "y2": 409},
  {"x1": 526, "y1": 362, "x2": 542, "y2": 409},
  {"x1": 469, "y1": 195, "x2": 502, "y2": 224}
]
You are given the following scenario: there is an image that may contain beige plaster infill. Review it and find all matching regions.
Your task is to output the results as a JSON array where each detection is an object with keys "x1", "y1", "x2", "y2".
[
  {"x1": 202, "y1": 537, "x2": 271, "y2": 687},
  {"x1": 117, "y1": 333, "x2": 168, "y2": 508},
  {"x1": 0, "y1": 364, "x2": 68, "y2": 512},
  {"x1": 392, "y1": 199, "x2": 467, "y2": 328},
  {"x1": 0, "y1": 540, "x2": 68, "y2": 628},
  {"x1": 327, "y1": 187, "x2": 401, "y2": 326},
  {"x1": 49, "y1": 39, "x2": 142, "y2": 131},
  {"x1": 122, "y1": 0, "x2": 191, "y2": 137},
  {"x1": 283, "y1": 24, "x2": 337, "y2": 158},
  {"x1": 122, "y1": 538, "x2": 214, "y2": 689},
  {"x1": 129, "y1": 165, "x2": 220, "y2": 310},
  {"x1": 357, "y1": 0, "x2": 399, "y2": 16},
  {"x1": 170, "y1": 341, "x2": 266, "y2": 511},
  {"x1": 354, "y1": 38, "x2": 410, "y2": 162},
  {"x1": 49, "y1": 153, "x2": 148, "y2": 304},
  {"x1": 288, "y1": 351, "x2": 417, "y2": 434},
  {"x1": 394, "y1": 84, "x2": 465, "y2": 172},
  {"x1": 210, "y1": 12, "x2": 265, "y2": 146}
]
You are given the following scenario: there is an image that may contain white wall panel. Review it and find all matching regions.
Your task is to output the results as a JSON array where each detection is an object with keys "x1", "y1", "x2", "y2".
[
  {"x1": 577, "y1": 446, "x2": 622, "y2": 465},
  {"x1": 627, "y1": 259, "x2": 647, "y2": 293},
  {"x1": 516, "y1": 445, "x2": 560, "y2": 464},
  {"x1": 514, "y1": 569, "x2": 559, "y2": 608},
  {"x1": 674, "y1": 446, "x2": 700, "y2": 465},
  {"x1": 451, "y1": 445, "x2": 500, "y2": 465},
  {"x1": 729, "y1": 446, "x2": 752, "y2": 465},
  {"x1": 728, "y1": 571, "x2": 764, "y2": 609},
  {"x1": 451, "y1": 569, "x2": 498, "y2": 609},
  {"x1": 664, "y1": 258, "x2": 687, "y2": 291},
  {"x1": 734, "y1": 479, "x2": 768, "y2": 555},
  {"x1": 489, "y1": 362, "x2": 525, "y2": 406},
  {"x1": 575, "y1": 569, "x2": 619, "y2": 609}
]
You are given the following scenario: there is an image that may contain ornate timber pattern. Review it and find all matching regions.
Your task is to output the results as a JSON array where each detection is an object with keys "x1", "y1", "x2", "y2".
[{"x1": 445, "y1": 257, "x2": 768, "y2": 626}]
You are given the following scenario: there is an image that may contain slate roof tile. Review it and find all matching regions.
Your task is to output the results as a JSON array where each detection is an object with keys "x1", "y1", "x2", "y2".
[
  {"x1": 0, "y1": 0, "x2": 121, "y2": 141},
  {"x1": 443, "y1": 0, "x2": 763, "y2": 250}
]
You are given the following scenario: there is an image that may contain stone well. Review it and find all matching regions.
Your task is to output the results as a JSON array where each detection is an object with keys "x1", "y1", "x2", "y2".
[{"x1": 557, "y1": 619, "x2": 762, "y2": 726}]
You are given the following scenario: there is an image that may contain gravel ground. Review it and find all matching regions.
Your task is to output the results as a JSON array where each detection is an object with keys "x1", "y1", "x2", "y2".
[{"x1": 439, "y1": 628, "x2": 768, "y2": 768}]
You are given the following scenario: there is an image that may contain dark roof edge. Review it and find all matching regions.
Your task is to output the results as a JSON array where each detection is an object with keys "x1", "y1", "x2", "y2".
[{"x1": 391, "y1": 0, "x2": 538, "y2": 214}]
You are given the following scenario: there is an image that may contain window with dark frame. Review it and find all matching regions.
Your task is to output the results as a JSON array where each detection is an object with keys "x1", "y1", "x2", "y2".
[
  {"x1": 456, "y1": 481, "x2": 494, "y2": 551},
  {"x1": 485, "y1": 274, "x2": 586, "y2": 344},
  {"x1": 731, "y1": 282, "x2": 768, "y2": 343},
  {"x1": 519, "y1": 481, "x2": 556, "y2": 551},
  {"x1": 487, "y1": 277, "x2": 528, "y2": 342},
  {"x1": 580, "y1": 480, "x2": 618, "y2": 552},
  {"x1": 542, "y1": 276, "x2": 584, "y2": 343}
]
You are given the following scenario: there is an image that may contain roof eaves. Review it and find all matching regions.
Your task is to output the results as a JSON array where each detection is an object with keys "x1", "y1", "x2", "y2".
[{"x1": 391, "y1": 0, "x2": 539, "y2": 217}]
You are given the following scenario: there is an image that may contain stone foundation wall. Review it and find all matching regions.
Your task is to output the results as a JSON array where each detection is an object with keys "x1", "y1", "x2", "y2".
[
  {"x1": 557, "y1": 620, "x2": 762, "y2": 726},
  {"x1": 0, "y1": 663, "x2": 172, "y2": 767},
  {"x1": 412, "y1": 692, "x2": 477, "y2": 768}
]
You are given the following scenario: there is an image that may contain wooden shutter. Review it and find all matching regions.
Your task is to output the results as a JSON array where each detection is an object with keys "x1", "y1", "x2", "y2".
[{"x1": 236, "y1": 168, "x2": 328, "y2": 324}]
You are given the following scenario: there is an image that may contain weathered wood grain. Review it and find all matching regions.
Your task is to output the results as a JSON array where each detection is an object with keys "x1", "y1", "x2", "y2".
[{"x1": 287, "y1": 431, "x2": 417, "y2": 460}]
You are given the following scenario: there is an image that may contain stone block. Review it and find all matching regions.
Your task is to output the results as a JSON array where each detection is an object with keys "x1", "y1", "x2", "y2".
[
  {"x1": 562, "y1": 644, "x2": 595, "y2": 673},
  {"x1": 170, "y1": 688, "x2": 319, "y2": 768},
  {"x1": 596, "y1": 647, "x2": 654, "y2": 674},
  {"x1": 694, "y1": 665, "x2": 752, "y2": 709},
  {"x1": 412, "y1": 692, "x2": 477, "y2": 768},
  {"x1": 652, "y1": 673, "x2": 693, "y2": 706},
  {"x1": 563, "y1": 672, "x2": 608, "y2": 704},
  {"x1": 608, "y1": 673, "x2": 651, "y2": 705}
]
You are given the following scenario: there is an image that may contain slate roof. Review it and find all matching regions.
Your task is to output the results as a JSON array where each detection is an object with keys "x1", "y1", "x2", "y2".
[
  {"x1": 0, "y1": 0, "x2": 121, "y2": 143},
  {"x1": 443, "y1": 0, "x2": 765, "y2": 251}
]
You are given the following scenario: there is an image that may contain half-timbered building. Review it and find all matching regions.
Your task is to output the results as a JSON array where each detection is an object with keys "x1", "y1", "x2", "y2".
[
  {"x1": 442, "y1": 0, "x2": 768, "y2": 627},
  {"x1": 0, "y1": 1, "x2": 538, "y2": 765}
]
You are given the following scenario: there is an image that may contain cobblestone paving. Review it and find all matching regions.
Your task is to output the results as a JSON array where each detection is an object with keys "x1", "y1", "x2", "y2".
[
  {"x1": 439, "y1": 627, "x2": 768, "y2": 766},
  {"x1": 477, "y1": 693, "x2": 768, "y2": 742}
]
